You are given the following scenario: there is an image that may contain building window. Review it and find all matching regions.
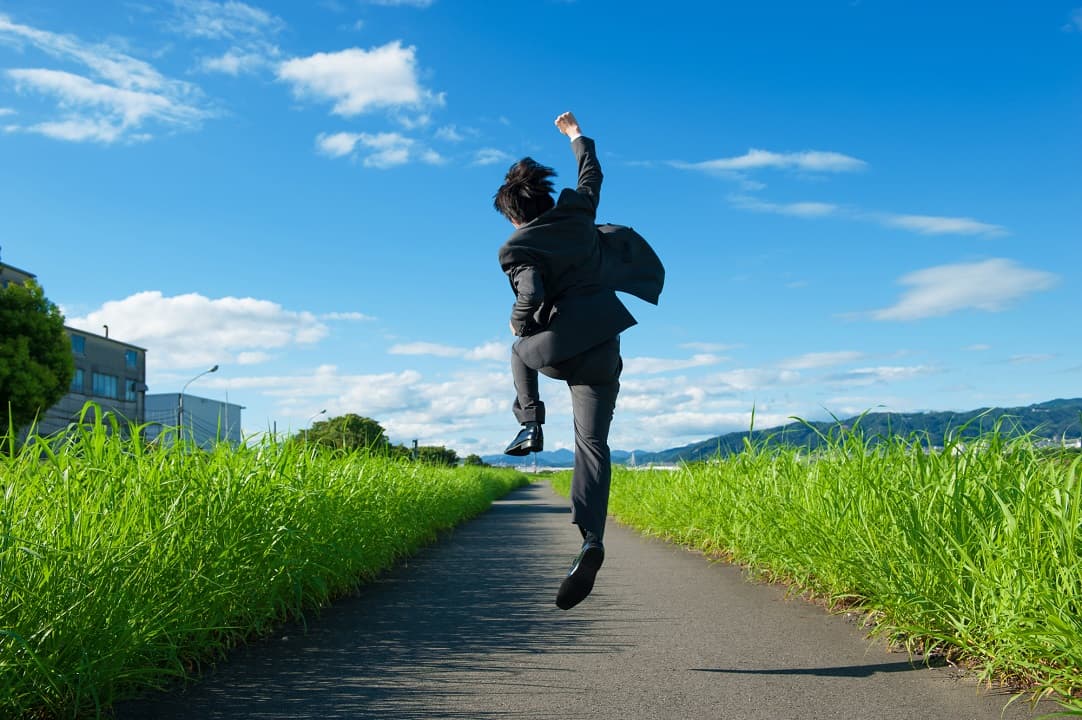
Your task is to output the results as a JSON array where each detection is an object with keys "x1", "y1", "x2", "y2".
[
  {"x1": 92, "y1": 372, "x2": 118, "y2": 399},
  {"x1": 71, "y1": 335, "x2": 86, "y2": 354},
  {"x1": 125, "y1": 350, "x2": 138, "y2": 368},
  {"x1": 70, "y1": 368, "x2": 85, "y2": 393},
  {"x1": 125, "y1": 379, "x2": 138, "y2": 401}
]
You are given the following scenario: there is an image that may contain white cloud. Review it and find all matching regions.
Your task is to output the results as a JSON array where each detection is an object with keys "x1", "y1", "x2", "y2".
[
  {"x1": 199, "y1": 47, "x2": 277, "y2": 75},
  {"x1": 1066, "y1": 8, "x2": 1082, "y2": 31},
  {"x1": 364, "y1": 0, "x2": 434, "y2": 6},
  {"x1": 623, "y1": 353, "x2": 724, "y2": 376},
  {"x1": 321, "y1": 311, "x2": 373, "y2": 321},
  {"x1": 66, "y1": 291, "x2": 354, "y2": 369},
  {"x1": 0, "y1": 15, "x2": 211, "y2": 143},
  {"x1": 388, "y1": 340, "x2": 507, "y2": 361},
  {"x1": 778, "y1": 351, "x2": 864, "y2": 370},
  {"x1": 315, "y1": 130, "x2": 441, "y2": 167},
  {"x1": 1008, "y1": 353, "x2": 1055, "y2": 365},
  {"x1": 965, "y1": 344, "x2": 991, "y2": 351},
  {"x1": 278, "y1": 42, "x2": 441, "y2": 117},
  {"x1": 168, "y1": 0, "x2": 284, "y2": 39},
  {"x1": 679, "y1": 341, "x2": 736, "y2": 353},
  {"x1": 870, "y1": 258, "x2": 1059, "y2": 321},
  {"x1": 0, "y1": 107, "x2": 14, "y2": 116},
  {"x1": 674, "y1": 148, "x2": 866, "y2": 174},
  {"x1": 473, "y1": 147, "x2": 513, "y2": 166},
  {"x1": 435, "y1": 124, "x2": 464, "y2": 142},
  {"x1": 825, "y1": 365, "x2": 935, "y2": 386},
  {"x1": 727, "y1": 193, "x2": 1006, "y2": 237},
  {"x1": 709, "y1": 368, "x2": 802, "y2": 392},
  {"x1": 728, "y1": 194, "x2": 839, "y2": 218},
  {"x1": 882, "y1": 214, "x2": 1006, "y2": 237}
]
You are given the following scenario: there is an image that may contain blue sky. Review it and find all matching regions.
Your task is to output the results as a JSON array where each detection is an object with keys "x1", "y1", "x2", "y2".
[{"x1": 2, "y1": 1, "x2": 1080, "y2": 455}]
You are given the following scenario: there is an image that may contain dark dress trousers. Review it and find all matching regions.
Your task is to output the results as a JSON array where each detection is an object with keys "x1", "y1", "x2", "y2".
[{"x1": 498, "y1": 136, "x2": 630, "y2": 537}]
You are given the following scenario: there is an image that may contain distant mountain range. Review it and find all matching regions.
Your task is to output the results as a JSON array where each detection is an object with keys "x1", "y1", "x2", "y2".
[{"x1": 481, "y1": 398, "x2": 1082, "y2": 468}]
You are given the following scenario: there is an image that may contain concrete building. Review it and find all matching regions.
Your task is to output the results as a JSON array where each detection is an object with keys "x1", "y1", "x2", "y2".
[
  {"x1": 2, "y1": 258, "x2": 148, "y2": 436},
  {"x1": 145, "y1": 393, "x2": 244, "y2": 447},
  {"x1": 41, "y1": 327, "x2": 148, "y2": 435}
]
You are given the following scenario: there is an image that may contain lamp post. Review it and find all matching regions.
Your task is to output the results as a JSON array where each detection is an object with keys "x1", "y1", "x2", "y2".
[
  {"x1": 177, "y1": 364, "x2": 219, "y2": 441},
  {"x1": 305, "y1": 408, "x2": 327, "y2": 443}
]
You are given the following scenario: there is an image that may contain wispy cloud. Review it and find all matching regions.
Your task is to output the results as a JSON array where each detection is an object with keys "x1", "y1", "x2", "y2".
[
  {"x1": 1064, "y1": 8, "x2": 1082, "y2": 31},
  {"x1": 623, "y1": 353, "x2": 725, "y2": 376},
  {"x1": 881, "y1": 213, "x2": 1006, "y2": 237},
  {"x1": 199, "y1": 47, "x2": 279, "y2": 75},
  {"x1": 278, "y1": 42, "x2": 443, "y2": 117},
  {"x1": 728, "y1": 194, "x2": 839, "y2": 218},
  {"x1": 778, "y1": 351, "x2": 864, "y2": 370},
  {"x1": 869, "y1": 258, "x2": 1059, "y2": 321},
  {"x1": 825, "y1": 365, "x2": 935, "y2": 386},
  {"x1": 167, "y1": 0, "x2": 285, "y2": 39},
  {"x1": 67, "y1": 291, "x2": 352, "y2": 369},
  {"x1": 473, "y1": 147, "x2": 514, "y2": 166},
  {"x1": 674, "y1": 148, "x2": 866, "y2": 174},
  {"x1": 726, "y1": 193, "x2": 1006, "y2": 237},
  {"x1": 0, "y1": 14, "x2": 211, "y2": 143},
  {"x1": 364, "y1": 0, "x2": 435, "y2": 6},
  {"x1": 1008, "y1": 353, "x2": 1056, "y2": 365},
  {"x1": 388, "y1": 340, "x2": 507, "y2": 362},
  {"x1": 0, "y1": 107, "x2": 14, "y2": 116},
  {"x1": 315, "y1": 130, "x2": 442, "y2": 167}
]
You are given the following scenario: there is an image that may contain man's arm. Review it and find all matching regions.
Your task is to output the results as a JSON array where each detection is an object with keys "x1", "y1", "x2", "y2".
[
  {"x1": 555, "y1": 111, "x2": 602, "y2": 211},
  {"x1": 508, "y1": 264, "x2": 545, "y2": 336}
]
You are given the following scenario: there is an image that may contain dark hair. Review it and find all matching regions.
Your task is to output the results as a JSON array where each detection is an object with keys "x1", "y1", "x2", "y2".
[{"x1": 493, "y1": 157, "x2": 556, "y2": 225}]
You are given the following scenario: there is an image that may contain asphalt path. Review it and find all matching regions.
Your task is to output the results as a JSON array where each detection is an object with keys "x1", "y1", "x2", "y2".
[{"x1": 113, "y1": 482, "x2": 1056, "y2": 719}]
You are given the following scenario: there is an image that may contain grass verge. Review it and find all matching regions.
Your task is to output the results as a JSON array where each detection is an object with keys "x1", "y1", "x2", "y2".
[
  {"x1": 1, "y1": 415, "x2": 526, "y2": 718},
  {"x1": 551, "y1": 425, "x2": 1082, "y2": 715}
]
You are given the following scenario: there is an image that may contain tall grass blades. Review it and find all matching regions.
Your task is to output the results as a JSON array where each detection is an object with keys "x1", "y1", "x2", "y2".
[
  {"x1": 552, "y1": 425, "x2": 1082, "y2": 713},
  {"x1": 0, "y1": 415, "x2": 526, "y2": 718}
]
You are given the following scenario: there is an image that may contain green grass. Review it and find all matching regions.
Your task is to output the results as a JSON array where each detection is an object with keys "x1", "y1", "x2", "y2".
[
  {"x1": 552, "y1": 425, "x2": 1082, "y2": 714},
  {"x1": 0, "y1": 414, "x2": 527, "y2": 718}
]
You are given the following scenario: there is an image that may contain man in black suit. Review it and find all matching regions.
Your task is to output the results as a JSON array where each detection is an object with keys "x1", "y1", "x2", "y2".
[{"x1": 494, "y1": 111, "x2": 636, "y2": 610}]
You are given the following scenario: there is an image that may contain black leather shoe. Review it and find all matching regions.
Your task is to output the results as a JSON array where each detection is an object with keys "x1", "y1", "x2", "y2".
[
  {"x1": 504, "y1": 422, "x2": 543, "y2": 456},
  {"x1": 556, "y1": 538, "x2": 604, "y2": 610}
]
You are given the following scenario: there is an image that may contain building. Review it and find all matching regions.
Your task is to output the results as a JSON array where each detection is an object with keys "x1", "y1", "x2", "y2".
[
  {"x1": 2, "y1": 258, "x2": 148, "y2": 436},
  {"x1": 0, "y1": 260, "x2": 35, "y2": 288},
  {"x1": 40, "y1": 327, "x2": 148, "y2": 435},
  {"x1": 145, "y1": 393, "x2": 244, "y2": 448}
]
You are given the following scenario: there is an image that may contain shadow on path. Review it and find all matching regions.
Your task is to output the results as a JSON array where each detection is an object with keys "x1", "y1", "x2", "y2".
[
  {"x1": 113, "y1": 484, "x2": 629, "y2": 719},
  {"x1": 690, "y1": 659, "x2": 946, "y2": 678}
]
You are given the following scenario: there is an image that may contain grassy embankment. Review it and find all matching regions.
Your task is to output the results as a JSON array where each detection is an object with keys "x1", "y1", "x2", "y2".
[
  {"x1": 552, "y1": 425, "x2": 1082, "y2": 714},
  {"x1": 0, "y1": 415, "x2": 527, "y2": 718}
]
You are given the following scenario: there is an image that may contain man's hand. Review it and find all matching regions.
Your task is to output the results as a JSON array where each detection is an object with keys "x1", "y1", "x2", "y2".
[{"x1": 554, "y1": 111, "x2": 582, "y2": 140}]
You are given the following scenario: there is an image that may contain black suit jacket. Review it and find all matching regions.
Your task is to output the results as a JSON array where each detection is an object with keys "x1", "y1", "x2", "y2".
[{"x1": 498, "y1": 136, "x2": 637, "y2": 370}]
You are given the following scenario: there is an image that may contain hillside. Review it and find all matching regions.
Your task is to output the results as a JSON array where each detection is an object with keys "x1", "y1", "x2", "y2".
[{"x1": 483, "y1": 398, "x2": 1082, "y2": 466}]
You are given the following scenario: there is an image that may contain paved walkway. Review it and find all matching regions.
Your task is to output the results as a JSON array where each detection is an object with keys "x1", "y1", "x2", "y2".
[{"x1": 113, "y1": 482, "x2": 1055, "y2": 719}]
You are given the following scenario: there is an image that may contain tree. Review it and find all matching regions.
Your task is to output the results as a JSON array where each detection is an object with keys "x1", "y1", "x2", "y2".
[
  {"x1": 0, "y1": 278, "x2": 74, "y2": 433},
  {"x1": 463, "y1": 453, "x2": 487, "y2": 467},
  {"x1": 416, "y1": 445, "x2": 459, "y2": 466},
  {"x1": 305, "y1": 413, "x2": 389, "y2": 452}
]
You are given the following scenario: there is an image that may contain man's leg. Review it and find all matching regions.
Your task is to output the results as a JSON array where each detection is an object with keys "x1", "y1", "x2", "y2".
[
  {"x1": 510, "y1": 345, "x2": 545, "y2": 424},
  {"x1": 566, "y1": 340, "x2": 621, "y2": 538},
  {"x1": 554, "y1": 337, "x2": 621, "y2": 610},
  {"x1": 506, "y1": 344, "x2": 545, "y2": 456}
]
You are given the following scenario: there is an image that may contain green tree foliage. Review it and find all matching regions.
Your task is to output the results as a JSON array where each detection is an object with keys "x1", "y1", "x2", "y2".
[
  {"x1": 463, "y1": 453, "x2": 487, "y2": 466},
  {"x1": 0, "y1": 278, "x2": 74, "y2": 432},
  {"x1": 305, "y1": 413, "x2": 389, "y2": 451},
  {"x1": 416, "y1": 445, "x2": 459, "y2": 466}
]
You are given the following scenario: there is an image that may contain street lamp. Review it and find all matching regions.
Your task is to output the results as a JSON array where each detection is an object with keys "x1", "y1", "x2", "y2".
[
  {"x1": 177, "y1": 364, "x2": 219, "y2": 439},
  {"x1": 305, "y1": 408, "x2": 327, "y2": 443}
]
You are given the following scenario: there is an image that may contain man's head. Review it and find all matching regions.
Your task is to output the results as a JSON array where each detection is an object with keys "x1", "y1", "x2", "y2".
[{"x1": 493, "y1": 157, "x2": 557, "y2": 227}]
